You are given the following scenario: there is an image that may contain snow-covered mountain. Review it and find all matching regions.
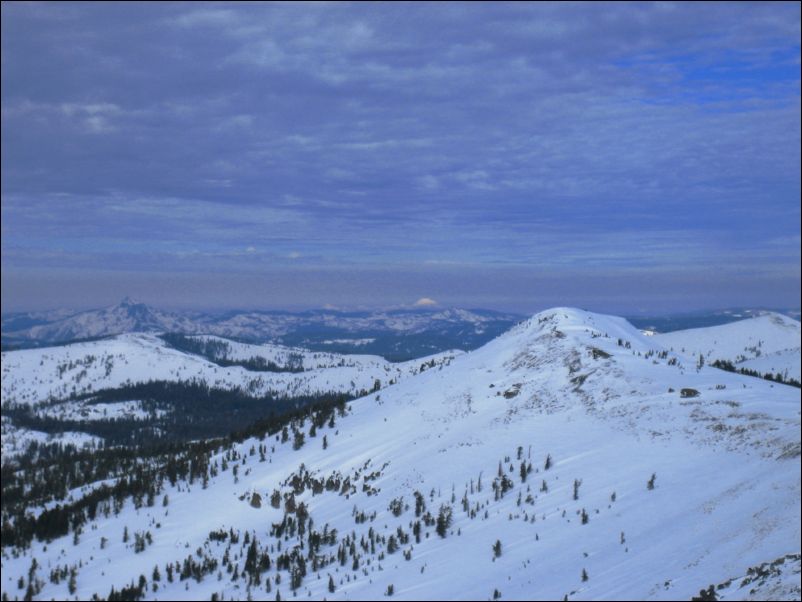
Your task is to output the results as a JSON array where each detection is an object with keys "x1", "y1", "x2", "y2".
[
  {"x1": 1, "y1": 307, "x2": 799, "y2": 600},
  {"x1": 0, "y1": 332, "x2": 459, "y2": 454},
  {"x1": 0, "y1": 333, "x2": 458, "y2": 405},
  {"x1": 654, "y1": 312, "x2": 801, "y2": 382},
  {"x1": 1, "y1": 299, "x2": 522, "y2": 360},
  {"x1": 1, "y1": 298, "x2": 200, "y2": 344}
]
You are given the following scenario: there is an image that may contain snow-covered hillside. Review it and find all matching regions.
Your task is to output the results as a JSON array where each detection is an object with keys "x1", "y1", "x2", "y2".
[
  {"x1": 0, "y1": 332, "x2": 458, "y2": 458},
  {"x1": 0, "y1": 333, "x2": 458, "y2": 407},
  {"x1": 2, "y1": 308, "x2": 799, "y2": 601},
  {"x1": 654, "y1": 312, "x2": 801, "y2": 382}
]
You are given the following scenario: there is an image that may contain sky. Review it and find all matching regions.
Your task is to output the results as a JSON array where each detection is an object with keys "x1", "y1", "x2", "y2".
[{"x1": 1, "y1": 2, "x2": 800, "y2": 314}]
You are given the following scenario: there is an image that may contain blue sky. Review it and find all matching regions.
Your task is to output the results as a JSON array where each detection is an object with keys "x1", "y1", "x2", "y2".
[{"x1": 1, "y1": 2, "x2": 800, "y2": 314}]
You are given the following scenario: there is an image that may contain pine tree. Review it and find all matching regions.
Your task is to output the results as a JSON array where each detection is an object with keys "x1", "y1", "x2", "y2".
[
  {"x1": 492, "y1": 539, "x2": 502, "y2": 558},
  {"x1": 435, "y1": 505, "x2": 452, "y2": 538}
]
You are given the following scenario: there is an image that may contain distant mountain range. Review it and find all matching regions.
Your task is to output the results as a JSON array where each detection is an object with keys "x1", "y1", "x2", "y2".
[
  {"x1": 3, "y1": 298, "x2": 800, "y2": 360},
  {"x1": 0, "y1": 298, "x2": 524, "y2": 360}
]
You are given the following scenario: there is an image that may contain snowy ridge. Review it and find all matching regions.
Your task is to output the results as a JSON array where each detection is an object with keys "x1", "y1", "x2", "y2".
[
  {"x1": 1, "y1": 308, "x2": 799, "y2": 601},
  {"x1": 654, "y1": 312, "x2": 801, "y2": 381},
  {"x1": 0, "y1": 333, "x2": 460, "y2": 408}
]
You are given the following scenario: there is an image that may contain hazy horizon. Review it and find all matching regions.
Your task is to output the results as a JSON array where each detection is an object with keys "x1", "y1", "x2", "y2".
[{"x1": 1, "y1": 291, "x2": 800, "y2": 320}]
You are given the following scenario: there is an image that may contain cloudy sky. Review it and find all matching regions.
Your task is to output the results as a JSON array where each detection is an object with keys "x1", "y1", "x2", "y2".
[{"x1": 2, "y1": 2, "x2": 800, "y2": 313}]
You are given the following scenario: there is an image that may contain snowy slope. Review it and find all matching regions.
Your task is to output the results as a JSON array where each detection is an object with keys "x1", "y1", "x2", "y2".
[
  {"x1": 1, "y1": 308, "x2": 799, "y2": 601},
  {"x1": 654, "y1": 312, "x2": 801, "y2": 381},
  {"x1": 738, "y1": 349, "x2": 801, "y2": 382}
]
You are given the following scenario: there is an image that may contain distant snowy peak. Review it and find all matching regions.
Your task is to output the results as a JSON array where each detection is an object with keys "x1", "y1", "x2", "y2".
[{"x1": 18, "y1": 299, "x2": 196, "y2": 342}]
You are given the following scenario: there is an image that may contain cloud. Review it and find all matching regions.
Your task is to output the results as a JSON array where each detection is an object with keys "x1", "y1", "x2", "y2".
[
  {"x1": 1, "y1": 2, "x2": 799, "y2": 311},
  {"x1": 414, "y1": 297, "x2": 438, "y2": 307}
]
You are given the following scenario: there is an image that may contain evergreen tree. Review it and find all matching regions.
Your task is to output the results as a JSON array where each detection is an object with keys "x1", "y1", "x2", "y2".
[{"x1": 435, "y1": 505, "x2": 453, "y2": 538}]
